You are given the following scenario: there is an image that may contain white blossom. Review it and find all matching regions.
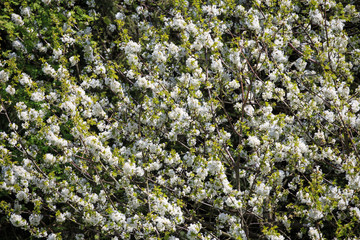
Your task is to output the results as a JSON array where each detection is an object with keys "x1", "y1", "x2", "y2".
[
  {"x1": 1, "y1": 1, "x2": 360, "y2": 239},
  {"x1": 308, "y1": 227, "x2": 322, "y2": 240},
  {"x1": 310, "y1": 9, "x2": 323, "y2": 25},
  {"x1": 248, "y1": 136, "x2": 260, "y2": 147},
  {"x1": 19, "y1": 73, "x2": 32, "y2": 86},
  {"x1": 61, "y1": 101, "x2": 76, "y2": 116},
  {"x1": 69, "y1": 56, "x2": 79, "y2": 66},
  {"x1": 124, "y1": 41, "x2": 141, "y2": 55},
  {"x1": 31, "y1": 90, "x2": 45, "y2": 102},
  {"x1": 5, "y1": 85, "x2": 15, "y2": 95},
  {"x1": 187, "y1": 223, "x2": 201, "y2": 238},
  {"x1": 44, "y1": 153, "x2": 56, "y2": 164},
  {"x1": 20, "y1": 7, "x2": 31, "y2": 17},
  {"x1": 12, "y1": 40, "x2": 25, "y2": 51},
  {"x1": 29, "y1": 213, "x2": 42, "y2": 226},
  {"x1": 43, "y1": 63, "x2": 56, "y2": 77},
  {"x1": 247, "y1": 14, "x2": 261, "y2": 32},
  {"x1": 0, "y1": 70, "x2": 9, "y2": 82},
  {"x1": 11, "y1": 14, "x2": 24, "y2": 26},
  {"x1": 10, "y1": 214, "x2": 27, "y2": 227},
  {"x1": 115, "y1": 12, "x2": 125, "y2": 20}
]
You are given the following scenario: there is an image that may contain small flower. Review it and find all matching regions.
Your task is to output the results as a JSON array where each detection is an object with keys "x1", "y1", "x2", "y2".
[
  {"x1": 12, "y1": 40, "x2": 25, "y2": 51},
  {"x1": 11, "y1": 14, "x2": 24, "y2": 26},
  {"x1": 47, "y1": 233, "x2": 58, "y2": 240},
  {"x1": 247, "y1": 14, "x2": 260, "y2": 32},
  {"x1": 248, "y1": 136, "x2": 260, "y2": 147},
  {"x1": 108, "y1": 24, "x2": 116, "y2": 32},
  {"x1": 20, "y1": 7, "x2": 31, "y2": 17},
  {"x1": 6, "y1": 85, "x2": 15, "y2": 95},
  {"x1": 10, "y1": 213, "x2": 28, "y2": 227},
  {"x1": 124, "y1": 41, "x2": 141, "y2": 55},
  {"x1": 61, "y1": 34, "x2": 75, "y2": 45},
  {"x1": 42, "y1": 0, "x2": 52, "y2": 5},
  {"x1": 53, "y1": 48, "x2": 62, "y2": 59},
  {"x1": 272, "y1": 49, "x2": 287, "y2": 63},
  {"x1": 115, "y1": 12, "x2": 125, "y2": 20},
  {"x1": 308, "y1": 227, "x2": 322, "y2": 240},
  {"x1": 69, "y1": 56, "x2": 79, "y2": 66},
  {"x1": 0, "y1": 70, "x2": 9, "y2": 82},
  {"x1": 310, "y1": 9, "x2": 323, "y2": 25},
  {"x1": 29, "y1": 213, "x2": 42, "y2": 226},
  {"x1": 44, "y1": 153, "x2": 56, "y2": 164},
  {"x1": 186, "y1": 57, "x2": 198, "y2": 70},
  {"x1": 42, "y1": 63, "x2": 56, "y2": 77},
  {"x1": 31, "y1": 90, "x2": 45, "y2": 102},
  {"x1": 244, "y1": 105, "x2": 255, "y2": 116},
  {"x1": 61, "y1": 101, "x2": 76, "y2": 116},
  {"x1": 110, "y1": 210, "x2": 126, "y2": 223},
  {"x1": 187, "y1": 223, "x2": 201, "y2": 238}
]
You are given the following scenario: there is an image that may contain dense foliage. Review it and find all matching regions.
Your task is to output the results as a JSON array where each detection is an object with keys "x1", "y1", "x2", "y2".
[{"x1": 1, "y1": 0, "x2": 360, "y2": 239}]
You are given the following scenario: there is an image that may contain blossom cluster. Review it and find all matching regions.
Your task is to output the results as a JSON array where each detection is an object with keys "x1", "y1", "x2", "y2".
[{"x1": 0, "y1": 0, "x2": 360, "y2": 239}]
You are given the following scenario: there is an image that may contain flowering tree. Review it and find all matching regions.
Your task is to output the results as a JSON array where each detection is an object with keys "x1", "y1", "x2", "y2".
[{"x1": 1, "y1": 0, "x2": 360, "y2": 239}]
